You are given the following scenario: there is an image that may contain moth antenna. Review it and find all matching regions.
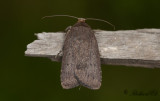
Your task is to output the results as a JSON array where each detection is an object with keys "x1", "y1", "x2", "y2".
[
  {"x1": 41, "y1": 15, "x2": 79, "y2": 20},
  {"x1": 86, "y1": 18, "x2": 115, "y2": 30}
]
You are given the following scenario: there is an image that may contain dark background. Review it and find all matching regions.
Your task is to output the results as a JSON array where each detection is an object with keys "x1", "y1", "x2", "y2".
[{"x1": 1, "y1": 0, "x2": 160, "y2": 101}]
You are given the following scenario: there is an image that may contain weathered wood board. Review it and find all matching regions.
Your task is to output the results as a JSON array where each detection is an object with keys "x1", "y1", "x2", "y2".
[{"x1": 25, "y1": 29, "x2": 160, "y2": 68}]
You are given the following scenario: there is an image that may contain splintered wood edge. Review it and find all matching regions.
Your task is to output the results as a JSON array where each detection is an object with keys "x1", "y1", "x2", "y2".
[{"x1": 25, "y1": 29, "x2": 160, "y2": 68}]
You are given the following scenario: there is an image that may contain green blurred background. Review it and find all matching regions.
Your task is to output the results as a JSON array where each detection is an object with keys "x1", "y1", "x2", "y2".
[{"x1": 1, "y1": 0, "x2": 160, "y2": 101}]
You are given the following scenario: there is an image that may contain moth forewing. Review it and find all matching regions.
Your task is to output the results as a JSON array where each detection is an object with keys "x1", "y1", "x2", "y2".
[{"x1": 61, "y1": 21, "x2": 101, "y2": 90}]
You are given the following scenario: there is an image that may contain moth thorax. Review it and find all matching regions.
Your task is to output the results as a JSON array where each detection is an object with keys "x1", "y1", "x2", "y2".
[{"x1": 78, "y1": 18, "x2": 86, "y2": 23}]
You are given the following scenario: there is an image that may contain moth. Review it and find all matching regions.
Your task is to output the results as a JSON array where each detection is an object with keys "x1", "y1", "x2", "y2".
[
  {"x1": 42, "y1": 15, "x2": 114, "y2": 90},
  {"x1": 61, "y1": 18, "x2": 101, "y2": 89}
]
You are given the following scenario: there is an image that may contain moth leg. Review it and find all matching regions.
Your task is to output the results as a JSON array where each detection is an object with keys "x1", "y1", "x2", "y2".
[
  {"x1": 55, "y1": 26, "x2": 72, "y2": 59},
  {"x1": 55, "y1": 26, "x2": 71, "y2": 59},
  {"x1": 55, "y1": 28, "x2": 68, "y2": 59},
  {"x1": 65, "y1": 26, "x2": 72, "y2": 33},
  {"x1": 55, "y1": 50, "x2": 63, "y2": 59}
]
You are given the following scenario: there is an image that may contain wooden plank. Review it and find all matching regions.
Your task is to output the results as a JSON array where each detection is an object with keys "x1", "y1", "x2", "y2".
[{"x1": 25, "y1": 29, "x2": 160, "y2": 68}]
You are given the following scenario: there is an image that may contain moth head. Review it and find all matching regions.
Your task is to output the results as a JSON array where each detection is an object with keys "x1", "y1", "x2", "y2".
[{"x1": 77, "y1": 18, "x2": 86, "y2": 23}]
